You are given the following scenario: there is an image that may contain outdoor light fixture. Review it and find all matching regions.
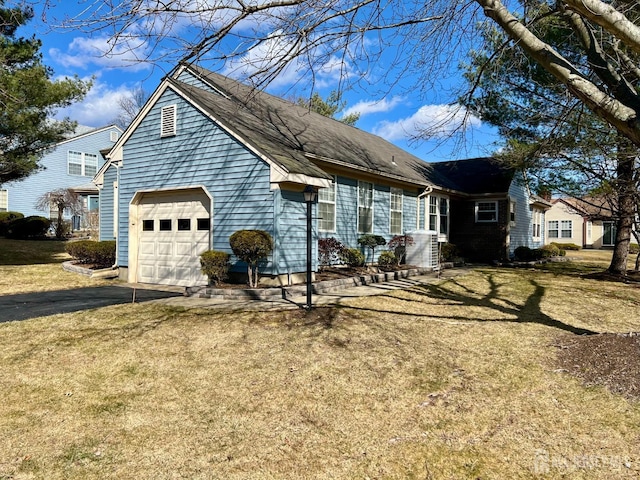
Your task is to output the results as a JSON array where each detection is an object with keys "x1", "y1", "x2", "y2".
[{"x1": 303, "y1": 185, "x2": 317, "y2": 310}]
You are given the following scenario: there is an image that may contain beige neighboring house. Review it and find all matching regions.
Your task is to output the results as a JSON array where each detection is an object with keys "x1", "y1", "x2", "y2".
[{"x1": 545, "y1": 197, "x2": 638, "y2": 249}]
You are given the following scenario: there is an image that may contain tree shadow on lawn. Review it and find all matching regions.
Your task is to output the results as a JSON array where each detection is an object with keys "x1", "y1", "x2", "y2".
[{"x1": 346, "y1": 272, "x2": 596, "y2": 336}]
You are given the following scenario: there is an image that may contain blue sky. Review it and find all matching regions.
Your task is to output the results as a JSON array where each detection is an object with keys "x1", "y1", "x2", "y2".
[{"x1": 22, "y1": 2, "x2": 500, "y2": 163}]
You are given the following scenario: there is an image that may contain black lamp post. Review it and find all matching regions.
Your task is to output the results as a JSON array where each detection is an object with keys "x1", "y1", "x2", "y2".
[{"x1": 303, "y1": 185, "x2": 317, "y2": 310}]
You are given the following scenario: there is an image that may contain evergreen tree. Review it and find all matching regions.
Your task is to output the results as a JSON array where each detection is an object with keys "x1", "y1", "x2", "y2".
[
  {"x1": 297, "y1": 91, "x2": 360, "y2": 127},
  {"x1": 0, "y1": 2, "x2": 90, "y2": 184}
]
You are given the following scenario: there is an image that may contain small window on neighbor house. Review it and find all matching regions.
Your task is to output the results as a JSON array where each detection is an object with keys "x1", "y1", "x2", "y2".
[
  {"x1": 532, "y1": 208, "x2": 542, "y2": 240},
  {"x1": 510, "y1": 201, "x2": 516, "y2": 225},
  {"x1": 476, "y1": 201, "x2": 498, "y2": 222},
  {"x1": 159, "y1": 219, "x2": 172, "y2": 231},
  {"x1": 0, "y1": 189, "x2": 7, "y2": 212},
  {"x1": 160, "y1": 105, "x2": 177, "y2": 137},
  {"x1": 178, "y1": 218, "x2": 191, "y2": 231},
  {"x1": 143, "y1": 220, "x2": 154, "y2": 231},
  {"x1": 439, "y1": 197, "x2": 449, "y2": 235},
  {"x1": 197, "y1": 218, "x2": 211, "y2": 231},
  {"x1": 548, "y1": 220, "x2": 559, "y2": 238},
  {"x1": 560, "y1": 220, "x2": 572, "y2": 238}
]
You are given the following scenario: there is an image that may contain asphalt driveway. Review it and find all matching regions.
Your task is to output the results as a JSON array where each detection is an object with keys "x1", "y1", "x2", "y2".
[{"x1": 0, "y1": 285, "x2": 182, "y2": 322}]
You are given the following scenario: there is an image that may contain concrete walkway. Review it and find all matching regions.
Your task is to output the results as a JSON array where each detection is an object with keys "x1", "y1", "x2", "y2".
[{"x1": 152, "y1": 267, "x2": 472, "y2": 311}]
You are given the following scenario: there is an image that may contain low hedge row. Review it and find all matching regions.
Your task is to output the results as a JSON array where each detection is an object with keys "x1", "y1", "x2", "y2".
[{"x1": 65, "y1": 240, "x2": 116, "y2": 268}]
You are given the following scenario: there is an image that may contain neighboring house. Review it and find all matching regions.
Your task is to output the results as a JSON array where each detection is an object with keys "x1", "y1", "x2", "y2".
[
  {"x1": 0, "y1": 125, "x2": 123, "y2": 230},
  {"x1": 545, "y1": 197, "x2": 638, "y2": 248},
  {"x1": 432, "y1": 158, "x2": 552, "y2": 261},
  {"x1": 95, "y1": 63, "x2": 548, "y2": 287}
]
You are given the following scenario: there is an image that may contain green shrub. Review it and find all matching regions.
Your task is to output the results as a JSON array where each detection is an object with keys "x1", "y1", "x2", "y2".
[
  {"x1": 514, "y1": 246, "x2": 533, "y2": 261},
  {"x1": 558, "y1": 249, "x2": 567, "y2": 256},
  {"x1": 229, "y1": 229, "x2": 273, "y2": 287},
  {"x1": 378, "y1": 251, "x2": 397, "y2": 268},
  {"x1": 5, "y1": 216, "x2": 51, "y2": 239},
  {"x1": 440, "y1": 242, "x2": 458, "y2": 262},
  {"x1": 65, "y1": 240, "x2": 116, "y2": 268},
  {"x1": 539, "y1": 244, "x2": 560, "y2": 258},
  {"x1": 358, "y1": 234, "x2": 387, "y2": 264},
  {"x1": 629, "y1": 244, "x2": 639, "y2": 255},
  {"x1": 0, "y1": 211, "x2": 24, "y2": 236},
  {"x1": 551, "y1": 242, "x2": 581, "y2": 251},
  {"x1": 200, "y1": 250, "x2": 230, "y2": 286},
  {"x1": 340, "y1": 247, "x2": 365, "y2": 267},
  {"x1": 318, "y1": 237, "x2": 346, "y2": 267}
]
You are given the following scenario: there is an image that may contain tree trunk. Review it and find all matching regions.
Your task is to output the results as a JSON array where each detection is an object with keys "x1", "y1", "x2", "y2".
[
  {"x1": 608, "y1": 140, "x2": 636, "y2": 275},
  {"x1": 247, "y1": 264, "x2": 254, "y2": 288}
]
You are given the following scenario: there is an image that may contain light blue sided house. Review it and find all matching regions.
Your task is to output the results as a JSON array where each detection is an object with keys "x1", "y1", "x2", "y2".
[
  {"x1": 1, "y1": 125, "x2": 122, "y2": 229},
  {"x1": 95, "y1": 63, "x2": 549, "y2": 287}
]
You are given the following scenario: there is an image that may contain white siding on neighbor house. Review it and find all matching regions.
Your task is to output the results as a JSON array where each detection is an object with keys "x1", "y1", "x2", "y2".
[
  {"x1": 3, "y1": 126, "x2": 120, "y2": 218},
  {"x1": 507, "y1": 177, "x2": 545, "y2": 255},
  {"x1": 117, "y1": 88, "x2": 276, "y2": 273}
]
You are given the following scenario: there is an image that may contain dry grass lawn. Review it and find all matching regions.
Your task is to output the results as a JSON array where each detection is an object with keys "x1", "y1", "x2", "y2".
[{"x1": 1, "y1": 247, "x2": 640, "y2": 478}]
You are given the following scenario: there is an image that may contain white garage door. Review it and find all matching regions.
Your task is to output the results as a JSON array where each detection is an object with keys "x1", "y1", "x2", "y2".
[{"x1": 137, "y1": 189, "x2": 210, "y2": 286}]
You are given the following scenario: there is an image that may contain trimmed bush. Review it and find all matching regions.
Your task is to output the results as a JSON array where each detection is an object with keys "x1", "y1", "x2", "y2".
[
  {"x1": 358, "y1": 234, "x2": 387, "y2": 264},
  {"x1": 0, "y1": 211, "x2": 24, "y2": 236},
  {"x1": 378, "y1": 251, "x2": 397, "y2": 268},
  {"x1": 539, "y1": 244, "x2": 560, "y2": 258},
  {"x1": 318, "y1": 237, "x2": 346, "y2": 267},
  {"x1": 65, "y1": 240, "x2": 116, "y2": 268},
  {"x1": 387, "y1": 234, "x2": 414, "y2": 264},
  {"x1": 514, "y1": 246, "x2": 534, "y2": 261},
  {"x1": 200, "y1": 250, "x2": 230, "y2": 286},
  {"x1": 229, "y1": 229, "x2": 273, "y2": 287},
  {"x1": 629, "y1": 244, "x2": 639, "y2": 255},
  {"x1": 551, "y1": 242, "x2": 581, "y2": 251},
  {"x1": 339, "y1": 247, "x2": 365, "y2": 267},
  {"x1": 440, "y1": 242, "x2": 459, "y2": 262},
  {"x1": 5, "y1": 216, "x2": 51, "y2": 239}
]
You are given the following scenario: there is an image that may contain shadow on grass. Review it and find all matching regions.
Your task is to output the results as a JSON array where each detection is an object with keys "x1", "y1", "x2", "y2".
[
  {"x1": 0, "y1": 238, "x2": 69, "y2": 265},
  {"x1": 344, "y1": 270, "x2": 597, "y2": 336}
]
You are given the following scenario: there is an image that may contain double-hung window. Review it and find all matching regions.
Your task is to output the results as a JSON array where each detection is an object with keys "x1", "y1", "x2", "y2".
[
  {"x1": 68, "y1": 151, "x2": 98, "y2": 177},
  {"x1": 0, "y1": 189, "x2": 7, "y2": 212},
  {"x1": 548, "y1": 220, "x2": 559, "y2": 238},
  {"x1": 390, "y1": 187, "x2": 403, "y2": 234},
  {"x1": 560, "y1": 220, "x2": 572, "y2": 238},
  {"x1": 532, "y1": 208, "x2": 542, "y2": 240},
  {"x1": 427, "y1": 195, "x2": 449, "y2": 236},
  {"x1": 358, "y1": 181, "x2": 373, "y2": 234},
  {"x1": 476, "y1": 201, "x2": 498, "y2": 222},
  {"x1": 318, "y1": 176, "x2": 336, "y2": 232}
]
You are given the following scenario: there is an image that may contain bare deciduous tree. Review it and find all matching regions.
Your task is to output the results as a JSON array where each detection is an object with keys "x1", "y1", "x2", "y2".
[{"x1": 35, "y1": 188, "x2": 82, "y2": 239}]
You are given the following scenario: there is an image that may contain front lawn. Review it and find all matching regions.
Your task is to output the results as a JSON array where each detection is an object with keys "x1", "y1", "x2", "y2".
[{"x1": 1, "y1": 260, "x2": 639, "y2": 478}]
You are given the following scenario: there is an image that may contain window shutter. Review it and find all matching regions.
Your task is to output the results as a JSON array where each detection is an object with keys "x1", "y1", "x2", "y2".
[{"x1": 160, "y1": 105, "x2": 177, "y2": 137}]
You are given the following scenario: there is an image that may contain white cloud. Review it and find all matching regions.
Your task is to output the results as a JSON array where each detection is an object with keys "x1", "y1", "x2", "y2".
[
  {"x1": 50, "y1": 35, "x2": 152, "y2": 72},
  {"x1": 54, "y1": 78, "x2": 137, "y2": 127},
  {"x1": 373, "y1": 104, "x2": 481, "y2": 141},
  {"x1": 342, "y1": 96, "x2": 403, "y2": 118}
]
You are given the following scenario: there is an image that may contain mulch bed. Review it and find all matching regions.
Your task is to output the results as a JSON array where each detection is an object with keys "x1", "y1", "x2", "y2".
[{"x1": 554, "y1": 332, "x2": 640, "y2": 401}]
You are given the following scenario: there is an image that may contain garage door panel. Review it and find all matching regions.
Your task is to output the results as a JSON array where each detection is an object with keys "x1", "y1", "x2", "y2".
[{"x1": 137, "y1": 189, "x2": 210, "y2": 287}]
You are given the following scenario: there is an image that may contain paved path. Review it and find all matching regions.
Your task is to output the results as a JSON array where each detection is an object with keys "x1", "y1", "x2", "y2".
[{"x1": 152, "y1": 267, "x2": 472, "y2": 311}]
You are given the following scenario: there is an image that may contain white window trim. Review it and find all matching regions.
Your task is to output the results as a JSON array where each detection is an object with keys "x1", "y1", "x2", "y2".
[
  {"x1": 357, "y1": 180, "x2": 374, "y2": 234},
  {"x1": 160, "y1": 104, "x2": 177, "y2": 137},
  {"x1": 390, "y1": 187, "x2": 403, "y2": 234},
  {"x1": 560, "y1": 220, "x2": 572, "y2": 238},
  {"x1": 532, "y1": 208, "x2": 542, "y2": 241},
  {"x1": 548, "y1": 220, "x2": 559, "y2": 239},
  {"x1": 318, "y1": 176, "x2": 337, "y2": 233},
  {"x1": 475, "y1": 200, "x2": 498, "y2": 223},
  {"x1": 510, "y1": 200, "x2": 516, "y2": 226},
  {"x1": 0, "y1": 189, "x2": 7, "y2": 212},
  {"x1": 586, "y1": 220, "x2": 592, "y2": 243},
  {"x1": 68, "y1": 150, "x2": 98, "y2": 177}
]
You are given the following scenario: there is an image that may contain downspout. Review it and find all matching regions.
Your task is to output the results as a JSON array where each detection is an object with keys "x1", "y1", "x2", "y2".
[
  {"x1": 112, "y1": 163, "x2": 121, "y2": 269},
  {"x1": 417, "y1": 186, "x2": 434, "y2": 230}
]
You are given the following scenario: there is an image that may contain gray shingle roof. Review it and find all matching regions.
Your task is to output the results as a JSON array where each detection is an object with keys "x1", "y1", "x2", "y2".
[
  {"x1": 172, "y1": 65, "x2": 452, "y2": 188},
  {"x1": 431, "y1": 157, "x2": 515, "y2": 195}
]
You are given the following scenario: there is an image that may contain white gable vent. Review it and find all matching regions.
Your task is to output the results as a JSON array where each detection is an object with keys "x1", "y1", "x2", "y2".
[{"x1": 160, "y1": 104, "x2": 177, "y2": 137}]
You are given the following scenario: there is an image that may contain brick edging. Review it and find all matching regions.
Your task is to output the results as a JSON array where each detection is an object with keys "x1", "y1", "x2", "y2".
[{"x1": 62, "y1": 261, "x2": 119, "y2": 279}]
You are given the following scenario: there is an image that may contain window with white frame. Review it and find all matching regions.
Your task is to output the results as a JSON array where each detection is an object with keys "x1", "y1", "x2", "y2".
[
  {"x1": 427, "y1": 195, "x2": 449, "y2": 235},
  {"x1": 586, "y1": 221, "x2": 592, "y2": 243},
  {"x1": 476, "y1": 201, "x2": 498, "y2": 222},
  {"x1": 358, "y1": 180, "x2": 373, "y2": 234},
  {"x1": 0, "y1": 189, "x2": 7, "y2": 212},
  {"x1": 548, "y1": 220, "x2": 559, "y2": 238},
  {"x1": 560, "y1": 220, "x2": 572, "y2": 238},
  {"x1": 68, "y1": 151, "x2": 98, "y2": 176},
  {"x1": 532, "y1": 208, "x2": 542, "y2": 240},
  {"x1": 510, "y1": 200, "x2": 516, "y2": 225},
  {"x1": 390, "y1": 187, "x2": 403, "y2": 234},
  {"x1": 318, "y1": 176, "x2": 336, "y2": 232},
  {"x1": 160, "y1": 104, "x2": 177, "y2": 137}
]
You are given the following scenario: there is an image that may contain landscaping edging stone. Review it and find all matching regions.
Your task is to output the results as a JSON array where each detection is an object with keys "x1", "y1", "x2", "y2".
[
  {"x1": 189, "y1": 267, "x2": 436, "y2": 300},
  {"x1": 62, "y1": 261, "x2": 120, "y2": 279}
]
